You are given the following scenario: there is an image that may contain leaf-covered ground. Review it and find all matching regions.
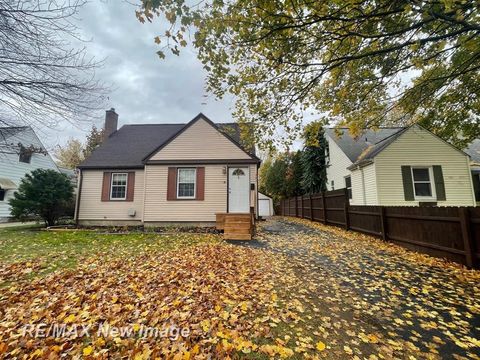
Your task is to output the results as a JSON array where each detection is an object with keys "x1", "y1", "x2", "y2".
[{"x1": 0, "y1": 219, "x2": 479, "y2": 359}]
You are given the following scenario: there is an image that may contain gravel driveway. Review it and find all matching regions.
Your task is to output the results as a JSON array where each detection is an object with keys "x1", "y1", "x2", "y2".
[{"x1": 239, "y1": 217, "x2": 480, "y2": 359}]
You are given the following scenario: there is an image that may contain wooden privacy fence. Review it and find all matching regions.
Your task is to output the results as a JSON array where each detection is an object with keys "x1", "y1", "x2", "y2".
[{"x1": 280, "y1": 189, "x2": 480, "y2": 269}]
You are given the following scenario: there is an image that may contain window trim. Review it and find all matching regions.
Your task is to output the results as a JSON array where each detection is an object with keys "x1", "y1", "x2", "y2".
[
  {"x1": 177, "y1": 167, "x2": 197, "y2": 199},
  {"x1": 110, "y1": 172, "x2": 128, "y2": 201},
  {"x1": 411, "y1": 166, "x2": 436, "y2": 200},
  {"x1": 344, "y1": 175, "x2": 352, "y2": 200}
]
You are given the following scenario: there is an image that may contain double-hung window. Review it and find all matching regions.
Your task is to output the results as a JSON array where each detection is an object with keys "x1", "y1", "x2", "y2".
[
  {"x1": 411, "y1": 167, "x2": 435, "y2": 199},
  {"x1": 177, "y1": 168, "x2": 196, "y2": 199},
  {"x1": 110, "y1": 173, "x2": 128, "y2": 200}
]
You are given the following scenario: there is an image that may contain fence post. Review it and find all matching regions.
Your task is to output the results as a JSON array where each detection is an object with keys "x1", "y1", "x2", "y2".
[
  {"x1": 459, "y1": 207, "x2": 474, "y2": 268},
  {"x1": 295, "y1": 196, "x2": 298, "y2": 218},
  {"x1": 343, "y1": 188, "x2": 350, "y2": 230},
  {"x1": 344, "y1": 201, "x2": 350, "y2": 230},
  {"x1": 380, "y1": 206, "x2": 388, "y2": 241},
  {"x1": 309, "y1": 195, "x2": 314, "y2": 221},
  {"x1": 321, "y1": 192, "x2": 327, "y2": 224},
  {"x1": 301, "y1": 196, "x2": 304, "y2": 218}
]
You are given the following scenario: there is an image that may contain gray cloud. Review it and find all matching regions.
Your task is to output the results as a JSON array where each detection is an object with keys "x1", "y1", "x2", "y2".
[{"x1": 40, "y1": 0, "x2": 234, "y2": 151}]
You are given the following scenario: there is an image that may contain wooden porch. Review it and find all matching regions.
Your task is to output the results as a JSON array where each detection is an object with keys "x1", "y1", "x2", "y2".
[{"x1": 216, "y1": 211, "x2": 255, "y2": 240}]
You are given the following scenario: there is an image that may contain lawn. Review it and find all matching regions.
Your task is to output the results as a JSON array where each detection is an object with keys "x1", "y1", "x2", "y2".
[
  {"x1": 0, "y1": 226, "x2": 220, "y2": 284},
  {"x1": 0, "y1": 220, "x2": 479, "y2": 359}
]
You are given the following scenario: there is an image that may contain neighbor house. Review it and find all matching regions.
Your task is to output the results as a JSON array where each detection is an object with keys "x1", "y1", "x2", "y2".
[
  {"x1": 465, "y1": 139, "x2": 480, "y2": 205},
  {"x1": 75, "y1": 110, "x2": 260, "y2": 226},
  {"x1": 325, "y1": 125, "x2": 476, "y2": 207},
  {"x1": 0, "y1": 126, "x2": 59, "y2": 221}
]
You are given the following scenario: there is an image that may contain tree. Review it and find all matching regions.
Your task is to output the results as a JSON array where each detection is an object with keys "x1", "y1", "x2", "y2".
[
  {"x1": 301, "y1": 122, "x2": 328, "y2": 194},
  {"x1": 55, "y1": 139, "x2": 85, "y2": 169},
  {"x1": 263, "y1": 157, "x2": 288, "y2": 203},
  {"x1": 139, "y1": 0, "x2": 480, "y2": 149},
  {"x1": 0, "y1": 0, "x2": 107, "y2": 152},
  {"x1": 83, "y1": 125, "x2": 104, "y2": 159},
  {"x1": 9, "y1": 169, "x2": 74, "y2": 226},
  {"x1": 285, "y1": 151, "x2": 303, "y2": 198}
]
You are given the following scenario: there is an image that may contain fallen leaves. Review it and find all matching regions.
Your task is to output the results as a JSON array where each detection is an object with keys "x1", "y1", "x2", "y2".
[{"x1": 0, "y1": 218, "x2": 479, "y2": 359}]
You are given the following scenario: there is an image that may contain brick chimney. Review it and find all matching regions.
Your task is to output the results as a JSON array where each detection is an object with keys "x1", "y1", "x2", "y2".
[{"x1": 104, "y1": 108, "x2": 118, "y2": 140}]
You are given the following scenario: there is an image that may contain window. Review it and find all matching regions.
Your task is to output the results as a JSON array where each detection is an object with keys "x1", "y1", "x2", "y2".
[
  {"x1": 232, "y1": 168, "x2": 245, "y2": 177},
  {"x1": 110, "y1": 173, "x2": 128, "y2": 200},
  {"x1": 177, "y1": 168, "x2": 196, "y2": 199},
  {"x1": 345, "y1": 176, "x2": 352, "y2": 199},
  {"x1": 19, "y1": 148, "x2": 31, "y2": 164},
  {"x1": 0, "y1": 189, "x2": 5, "y2": 201},
  {"x1": 331, "y1": 180, "x2": 334, "y2": 190},
  {"x1": 411, "y1": 167, "x2": 435, "y2": 199}
]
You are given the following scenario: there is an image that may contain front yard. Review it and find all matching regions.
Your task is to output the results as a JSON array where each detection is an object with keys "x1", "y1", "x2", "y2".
[{"x1": 0, "y1": 219, "x2": 479, "y2": 359}]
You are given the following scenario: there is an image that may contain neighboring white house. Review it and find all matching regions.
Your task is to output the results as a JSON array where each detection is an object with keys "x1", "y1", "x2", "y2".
[
  {"x1": 258, "y1": 192, "x2": 274, "y2": 217},
  {"x1": 325, "y1": 125, "x2": 476, "y2": 207},
  {"x1": 465, "y1": 139, "x2": 480, "y2": 205},
  {"x1": 0, "y1": 126, "x2": 59, "y2": 221}
]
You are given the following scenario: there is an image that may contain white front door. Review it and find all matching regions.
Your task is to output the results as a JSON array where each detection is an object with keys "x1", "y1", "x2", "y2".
[{"x1": 228, "y1": 167, "x2": 250, "y2": 213}]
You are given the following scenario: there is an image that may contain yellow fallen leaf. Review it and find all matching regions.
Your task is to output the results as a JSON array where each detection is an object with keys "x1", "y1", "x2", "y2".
[
  {"x1": 83, "y1": 346, "x2": 93, "y2": 356},
  {"x1": 316, "y1": 341, "x2": 326, "y2": 351}
]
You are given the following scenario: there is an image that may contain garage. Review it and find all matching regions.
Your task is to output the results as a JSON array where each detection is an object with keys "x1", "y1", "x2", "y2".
[{"x1": 258, "y1": 193, "x2": 274, "y2": 217}]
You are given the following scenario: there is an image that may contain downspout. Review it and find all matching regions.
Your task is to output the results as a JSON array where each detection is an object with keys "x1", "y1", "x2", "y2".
[{"x1": 74, "y1": 169, "x2": 83, "y2": 226}]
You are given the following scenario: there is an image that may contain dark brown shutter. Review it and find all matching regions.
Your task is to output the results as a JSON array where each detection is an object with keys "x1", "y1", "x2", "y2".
[
  {"x1": 432, "y1": 165, "x2": 446, "y2": 201},
  {"x1": 101, "y1": 172, "x2": 111, "y2": 201},
  {"x1": 167, "y1": 167, "x2": 177, "y2": 200},
  {"x1": 126, "y1": 172, "x2": 135, "y2": 201},
  {"x1": 401, "y1": 166, "x2": 414, "y2": 201},
  {"x1": 196, "y1": 167, "x2": 205, "y2": 200}
]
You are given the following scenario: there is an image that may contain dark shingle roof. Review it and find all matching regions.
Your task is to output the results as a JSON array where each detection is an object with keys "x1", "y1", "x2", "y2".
[
  {"x1": 325, "y1": 127, "x2": 405, "y2": 163},
  {"x1": 465, "y1": 139, "x2": 480, "y2": 164},
  {"x1": 78, "y1": 120, "x2": 249, "y2": 169}
]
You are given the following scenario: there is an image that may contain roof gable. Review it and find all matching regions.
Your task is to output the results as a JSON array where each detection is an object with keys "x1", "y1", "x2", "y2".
[
  {"x1": 347, "y1": 125, "x2": 468, "y2": 169},
  {"x1": 145, "y1": 113, "x2": 258, "y2": 162}
]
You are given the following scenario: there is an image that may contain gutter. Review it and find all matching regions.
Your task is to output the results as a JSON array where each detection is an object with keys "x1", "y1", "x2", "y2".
[{"x1": 347, "y1": 159, "x2": 373, "y2": 171}]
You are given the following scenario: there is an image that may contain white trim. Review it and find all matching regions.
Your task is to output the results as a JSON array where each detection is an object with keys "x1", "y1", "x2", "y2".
[
  {"x1": 110, "y1": 172, "x2": 128, "y2": 200},
  {"x1": 177, "y1": 168, "x2": 196, "y2": 199},
  {"x1": 411, "y1": 166, "x2": 436, "y2": 201}
]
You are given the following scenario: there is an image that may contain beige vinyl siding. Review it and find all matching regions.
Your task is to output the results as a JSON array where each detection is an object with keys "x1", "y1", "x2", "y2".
[
  {"x1": 144, "y1": 164, "x2": 258, "y2": 222},
  {"x1": 150, "y1": 118, "x2": 251, "y2": 160},
  {"x1": 350, "y1": 163, "x2": 378, "y2": 205},
  {"x1": 363, "y1": 164, "x2": 378, "y2": 205},
  {"x1": 326, "y1": 135, "x2": 353, "y2": 191},
  {"x1": 375, "y1": 126, "x2": 475, "y2": 206},
  {"x1": 144, "y1": 165, "x2": 227, "y2": 222},
  {"x1": 78, "y1": 170, "x2": 144, "y2": 220},
  {"x1": 351, "y1": 170, "x2": 364, "y2": 205}
]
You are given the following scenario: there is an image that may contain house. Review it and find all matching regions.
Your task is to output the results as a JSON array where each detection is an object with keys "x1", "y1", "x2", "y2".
[
  {"x1": 0, "y1": 126, "x2": 59, "y2": 221},
  {"x1": 325, "y1": 125, "x2": 476, "y2": 207},
  {"x1": 465, "y1": 139, "x2": 480, "y2": 205},
  {"x1": 75, "y1": 110, "x2": 260, "y2": 226}
]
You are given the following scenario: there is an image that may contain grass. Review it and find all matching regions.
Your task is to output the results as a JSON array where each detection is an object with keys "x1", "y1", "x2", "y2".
[{"x1": 0, "y1": 226, "x2": 221, "y2": 284}]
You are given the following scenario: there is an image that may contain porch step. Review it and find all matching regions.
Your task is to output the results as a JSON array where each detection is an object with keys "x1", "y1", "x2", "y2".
[{"x1": 219, "y1": 213, "x2": 254, "y2": 241}]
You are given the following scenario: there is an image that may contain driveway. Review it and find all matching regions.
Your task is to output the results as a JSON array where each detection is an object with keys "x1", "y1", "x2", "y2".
[{"x1": 244, "y1": 217, "x2": 480, "y2": 359}]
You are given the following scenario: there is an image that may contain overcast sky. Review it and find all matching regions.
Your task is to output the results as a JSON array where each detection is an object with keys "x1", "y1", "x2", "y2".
[{"x1": 40, "y1": 0, "x2": 234, "y2": 151}]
